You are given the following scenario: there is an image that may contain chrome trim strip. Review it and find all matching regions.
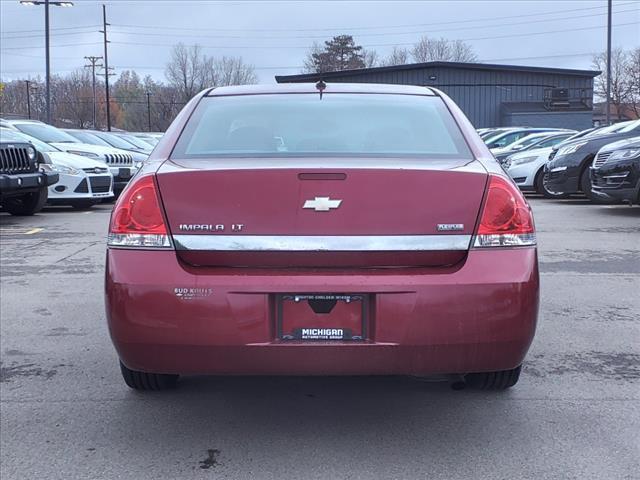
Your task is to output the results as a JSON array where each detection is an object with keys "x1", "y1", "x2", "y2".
[{"x1": 173, "y1": 234, "x2": 472, "y2": 252}]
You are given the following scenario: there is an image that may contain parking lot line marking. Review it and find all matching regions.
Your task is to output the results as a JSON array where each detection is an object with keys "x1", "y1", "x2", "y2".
[
  {"x1": 25, "y1": 228, "x2": 44, "y2": 235},
  {"x1": 0, "y1": 227, "x2": 42, "y2": 235}
]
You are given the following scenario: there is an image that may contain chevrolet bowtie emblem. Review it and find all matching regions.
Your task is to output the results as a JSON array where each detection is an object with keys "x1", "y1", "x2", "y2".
[{"x1": 303, "y1": 197, "x2": 342, "y2": 212}]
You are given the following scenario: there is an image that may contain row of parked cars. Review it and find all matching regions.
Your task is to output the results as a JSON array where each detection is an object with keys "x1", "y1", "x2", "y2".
[
  {"x1": 2, "y1": 116, "x2": 639, "y2": 216},
  {"x1": 479, "y1": 120, "x2": 640, "y2": 205},
  {"x1": 0, "y1": 118, "x2": 162, "y2": 215}
]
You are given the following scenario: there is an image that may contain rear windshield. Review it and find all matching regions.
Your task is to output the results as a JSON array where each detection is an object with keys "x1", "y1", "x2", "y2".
[{"x1": 172, "y1": 93, "x2": 472, "y2": 159}]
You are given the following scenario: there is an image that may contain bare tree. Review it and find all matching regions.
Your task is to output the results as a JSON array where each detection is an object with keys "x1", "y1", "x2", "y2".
[
  {"x1": 449, "y1": 40, "x2": 479, "y2": 63},
  {"x1": 362, "y1": 49, "x2": 379, "y2": 68},
  {"x1": 411, "y1": 36, "x2": 477, "y2": 63},
  {"x1": 166, "y1": 44, "x2": 257, "y2": 103},
  {"x1": 302, "y1": 42, "x2": 324, "y2": 73},
  {"x1": 209, "y1": 56, "x2": 258, "y2": 87},
  {"x1": 51, "y1": 69, "x2": 96, "y2": 128},
  {"x1": 380, "y1": 47, "x2": 410, "y2": 67},
  {"x1": 165, "y1": 43, "x2": 212, "y2": 103},
  {"x1": 627, "y1": 47, "x2": 640, "y2": 117},
  {"x1": 0, "y1": 77, "x2": 45, "y2": 120},
  {"x1": 592, "y1": 48, "x2": 634, "y2": 121}
]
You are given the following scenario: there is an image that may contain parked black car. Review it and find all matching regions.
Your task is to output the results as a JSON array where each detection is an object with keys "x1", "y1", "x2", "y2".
[
  {"x1": 590, "y1": 136, "x2": 640, "y2": 205},
  {"x1": 0, "y1": 137, "x2": 59, "y2": 215},
  {"x1": 544, "y1": 120, "x2": 640, "y2": 201}
]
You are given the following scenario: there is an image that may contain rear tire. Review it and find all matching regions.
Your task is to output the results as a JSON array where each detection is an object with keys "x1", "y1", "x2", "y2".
[
  {"x1": 466, "y1": 365, "x2": 521, "y2": 390},
  {"x1": 119, "y1": 361, "x2": 179, "y2": 391},
  {"x1": 539, "y1": 171, "x2": 569, "y2": 199},
  {"x1": 70, "y1": 200, "x2": 96, "y2": 210},
  {"x1": 3, "y1": 186, "x2": 48, "y2": 216}
]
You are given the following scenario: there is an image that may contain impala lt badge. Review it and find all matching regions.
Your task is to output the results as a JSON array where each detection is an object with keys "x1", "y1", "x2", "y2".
[
  {"x1": 303, "y1": 197, "x2": 342, "y2": 212},
  {"x1": 437, "y1": 223, "x2": 464, "y2": 231}
]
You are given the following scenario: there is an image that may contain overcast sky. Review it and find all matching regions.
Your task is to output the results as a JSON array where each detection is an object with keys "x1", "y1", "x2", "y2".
[{"x1": 1, "y1": 0, "x2": 638, "y2": 83}]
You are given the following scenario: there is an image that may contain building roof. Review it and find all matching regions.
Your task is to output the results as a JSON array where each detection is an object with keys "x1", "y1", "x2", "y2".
[{"x1": 276, "y1": 61, "x2": 601, "y2": 83}]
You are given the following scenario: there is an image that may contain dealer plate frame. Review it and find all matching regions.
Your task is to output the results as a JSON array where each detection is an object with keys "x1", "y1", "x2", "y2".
[{"x1": 276, "y1": 293, "x2": 368, "y2": 341}]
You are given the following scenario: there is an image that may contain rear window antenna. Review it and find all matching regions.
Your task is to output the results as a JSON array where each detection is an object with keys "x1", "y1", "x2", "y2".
[{"x1": 315, "y1": 79, "x2": 326, "y2": 99}]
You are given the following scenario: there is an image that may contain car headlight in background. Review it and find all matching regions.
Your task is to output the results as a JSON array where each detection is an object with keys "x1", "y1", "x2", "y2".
[
  {"x1": 134, "y1": 161, "x2": 143, "y2": 169},
  {"x1": 66, "y1": 150, "x2": 100, "y2": 159},
  {"x1": 510, "y1": 156, "x2": 538, "y2": 167},
  {"x1": 27, "y1": 146, "x2": 36, "y2": 160},
  {"x1": 557, "y1": 141, "x2": 587, "y2": 156},
  {"x1": 53, "y1": 164, "x2": 80, "y2": 175},
  {"x1": 608, "y1": 148, "x2": 640, "y2": 161}
]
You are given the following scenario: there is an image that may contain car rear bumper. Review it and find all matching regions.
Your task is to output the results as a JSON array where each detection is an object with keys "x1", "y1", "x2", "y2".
[{"x1": 105, "y1": 248, "x2": 539, "y2": 376}]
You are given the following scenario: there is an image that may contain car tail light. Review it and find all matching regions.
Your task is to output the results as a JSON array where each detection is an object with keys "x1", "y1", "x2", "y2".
[
  {"x1": 107, "y1": 174, "x2": 172, "y2": 248},
  {"x1": 473, "y1": 175, "x2": 536, "y2": 247}
]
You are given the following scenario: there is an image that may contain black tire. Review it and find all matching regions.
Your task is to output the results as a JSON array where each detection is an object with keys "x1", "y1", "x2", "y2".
[
  {"x1": 539, "y1": 171, "x2": 569, "y2": 199},
  {"x1": 70, "y1": 200, "x2": 96, "y2": 210},
  {"x1": 3, "y1": 186, "x2": 48, "y2": 216},
  {"x1": 119, "y1": 361, "x2": 178, "y2": 391},
  {"x1": 580, "y1": 168, "x2": 610, "y2": 204},
  {"x1": 466, "y1": 365, "x2": 521, "y2": 390}
]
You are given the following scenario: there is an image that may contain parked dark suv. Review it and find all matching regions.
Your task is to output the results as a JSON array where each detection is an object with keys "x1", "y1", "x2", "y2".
[
  {"x1": 590, "y1": 136, "x2": 640, "y2": 205},
  {"x1": 0, "y1": 137, "x2": 58, "y2": 215},
  {"x1": 544, "y1": 120, "x2": 640, "y2": 201}
]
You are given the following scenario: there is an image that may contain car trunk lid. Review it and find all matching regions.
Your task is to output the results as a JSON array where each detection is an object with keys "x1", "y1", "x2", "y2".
[{"x1": 156, "y1": 158, "x2": 487, "y2": 268}]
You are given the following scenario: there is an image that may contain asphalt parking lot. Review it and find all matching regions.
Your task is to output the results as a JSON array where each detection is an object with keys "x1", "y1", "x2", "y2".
[{"x1": 1, "y1": 197, "x2": 639, "y2": 480}]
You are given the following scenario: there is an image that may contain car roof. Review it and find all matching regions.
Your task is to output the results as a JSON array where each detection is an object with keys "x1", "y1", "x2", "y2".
[
  {"x1": 206, "y1": 83, "x2": 436, "y2": 97},
  {"x1": 523, "y1": 131, "x2": 566, "y2": 139},
  {"x1": 1, "y1": 118, "x2": 45, "y2": 125}
]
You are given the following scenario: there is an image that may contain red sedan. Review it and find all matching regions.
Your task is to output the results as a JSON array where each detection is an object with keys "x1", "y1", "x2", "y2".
[{"x1": 105, "y1": 83, "x2": 538, "y2": 391}]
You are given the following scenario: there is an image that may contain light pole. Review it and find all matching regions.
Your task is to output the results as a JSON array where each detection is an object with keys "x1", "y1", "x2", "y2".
[
  {"x1": 146, "y1": 91, "x2": 152, "y2": 132},
  {"x1": 84, "y1": 56, "x2": 103, "y2": 128},
  {"x1": 19, "y1": 1, "x2": 74, "y2": 125},
  {"x1": 24, "y1": 80, "x2": 37, "y2": 119},
  {"x1": 605, "y1": 0, "x2": 612, "y2": 125}
]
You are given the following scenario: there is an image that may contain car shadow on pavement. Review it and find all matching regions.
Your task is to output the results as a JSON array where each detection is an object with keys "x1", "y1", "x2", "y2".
[
  {"x1": 113, "y1": 377, "x2": 502, "y2": 438},
  {"x1": 591, "y1": 205, "x2": 640, "y2": 216}
]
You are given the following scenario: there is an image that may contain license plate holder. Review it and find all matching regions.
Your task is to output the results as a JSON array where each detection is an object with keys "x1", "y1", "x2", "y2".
[{"x1": 277, "y1": 294, "x2": 367, "y2": 341}]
